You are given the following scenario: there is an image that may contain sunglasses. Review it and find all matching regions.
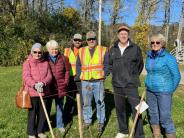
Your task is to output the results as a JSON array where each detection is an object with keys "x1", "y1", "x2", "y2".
[
  {"x1": 33, "y1": 51, "x2": 42, "y2": 54},
  {"x1": 87, "y1": 38, "x2": 96, "y2": 41},
  {"x1": 151, "y1": 41, "x2": 161, "y2": 45},
  {"x1": 74, "y1": 39, "x2": 82, "y2": 42}
]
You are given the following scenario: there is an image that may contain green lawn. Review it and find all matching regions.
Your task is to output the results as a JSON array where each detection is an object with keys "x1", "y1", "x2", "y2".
[{"x1": 0, "y1": 66, "x2": 184, "y2": 138}]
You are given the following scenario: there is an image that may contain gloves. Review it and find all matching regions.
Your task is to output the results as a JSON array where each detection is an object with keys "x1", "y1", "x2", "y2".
[
  {"x1": 34, "y1": 82, "x2": 44, "y2": 93},
  {"x1": 74, "y1": 76, "x2": 80, "y2": 82}
]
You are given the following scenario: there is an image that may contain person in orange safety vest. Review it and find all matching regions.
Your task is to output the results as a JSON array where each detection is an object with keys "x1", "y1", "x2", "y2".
[
  {"x1": 63, "y1": 33, "x2": 83, "y2": 124},
  {"x1": 76, "y1": 31, "x2": 109, "y2": 132}
]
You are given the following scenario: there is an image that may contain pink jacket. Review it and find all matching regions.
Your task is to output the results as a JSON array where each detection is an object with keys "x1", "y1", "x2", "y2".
[{"x1": 23, "y1": 55, "x2": 52, "y2": 97}]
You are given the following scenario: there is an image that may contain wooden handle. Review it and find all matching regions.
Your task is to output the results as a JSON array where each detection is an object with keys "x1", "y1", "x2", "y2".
[
  {"x1": 129, "y1": 91, "x2": 146, "y2": 138},
  {"x1": 38, "y1": 93, "x2": 55, "y2": 138},
  {"x1": 77, "y1": 93, "x2": 83, "y2": 138}
]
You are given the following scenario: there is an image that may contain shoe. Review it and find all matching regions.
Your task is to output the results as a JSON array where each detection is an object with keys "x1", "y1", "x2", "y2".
[
  {"x1": 115, "y1": 133, "x2": 128, "y2": 138},
  {"x1": 38, "y1": 133, "x2": 47, "y2": 138},
  {"x1": 28, "y1": 136, "x2": 36, "y2": 138},
  {"x1": 83, "y1": 123, "x2": 91, "y2": 129},
  {"x1": 98, "y1": 123, "x2": 104, "y2": 132},
  {"x1": 58, "y1": 127, "x2": 65, "y2": 133}
]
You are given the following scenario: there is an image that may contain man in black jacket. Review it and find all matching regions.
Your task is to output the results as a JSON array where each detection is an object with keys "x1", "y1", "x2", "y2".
[{"x1": 109, "y1": 24, "x2": 145, "y2": 138}]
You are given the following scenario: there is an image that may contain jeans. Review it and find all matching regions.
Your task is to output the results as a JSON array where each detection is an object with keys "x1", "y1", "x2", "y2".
[
  {"x1": 55, "y1": 97, "x2": 64, "y2": 128},
  {"x1": 81, "y1": 80, "x2": 105, "y2": 124},
  {"x1": 146, "y1": 90, "x2": 176, "y2": 134}
]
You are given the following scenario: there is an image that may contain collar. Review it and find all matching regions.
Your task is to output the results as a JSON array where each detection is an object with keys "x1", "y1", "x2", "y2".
[
  {"x1": 118, "y1": 41, "x2": 129, "y2": 49},
  {"x1": 147, "y1": 48, "x2": 165, "y2": 58}
]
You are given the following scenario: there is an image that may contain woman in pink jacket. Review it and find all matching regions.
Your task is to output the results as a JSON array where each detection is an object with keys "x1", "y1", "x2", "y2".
[{"x1": 23, "y1": 43, "x2": 52, "y2": 138}]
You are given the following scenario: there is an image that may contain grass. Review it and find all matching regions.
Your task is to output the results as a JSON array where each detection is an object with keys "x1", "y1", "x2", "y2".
[{"x1": 0, "y1": 66, "x2": 184, "y2": 138}]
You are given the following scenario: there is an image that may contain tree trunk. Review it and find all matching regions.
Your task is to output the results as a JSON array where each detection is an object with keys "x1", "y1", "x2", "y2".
[
  {"x1": 164, "y1": 0, "x2": 170, "y2": 47},
  {"x1": 177, "y1": 0, "x2": 184, "y2": 40}
]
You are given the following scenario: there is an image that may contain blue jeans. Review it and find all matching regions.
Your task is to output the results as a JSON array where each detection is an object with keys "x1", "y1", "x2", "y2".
[
  {"x1": 81, "y1": 80, "x2": 105, "y2": 124},
  {"x1": 55, "y1": 97, "x2": 64, "y2": 128},
  {"x1": 146, "y1": 90, "x2": 176, "y2": 134}
]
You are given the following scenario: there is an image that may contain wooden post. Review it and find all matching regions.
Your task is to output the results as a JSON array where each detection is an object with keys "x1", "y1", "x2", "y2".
[
  {"x1": 38, "y1": 93, "x2": 55, "y2": 138},
  {"x1": 77, "y1": 93, "x2": 83, "y2": 138},
  {"x1": 129, "y1": 91, "x2": 146, "y2": 138},
  {"x1": 98, "y1": 0, "x2": 102, "y2": 46}
]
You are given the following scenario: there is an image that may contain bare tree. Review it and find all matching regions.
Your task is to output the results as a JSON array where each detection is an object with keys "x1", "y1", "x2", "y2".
[
  {"x1": 111, "y1": 0, "x2": 121, "y2": 25},
  {"x1": 136, "y1": 0, "x2": 159, "y2": 25},
  {"x1": 177, "y1": 0, "x2": 184, "y2": 40},
  {"x1": 164, "y1": 0, "x2": 171, "y2": 46},
  {"x1": 108, "y1": 0, "x2": 123, "y2": 46},
  {"x1": 81, "y1": 0, "x2": 96, "y2": 29}
]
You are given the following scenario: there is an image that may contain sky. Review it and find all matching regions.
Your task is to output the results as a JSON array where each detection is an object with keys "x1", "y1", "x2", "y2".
[{"x1": 62, "y1": 0, "x2": 182, "y2": 26}]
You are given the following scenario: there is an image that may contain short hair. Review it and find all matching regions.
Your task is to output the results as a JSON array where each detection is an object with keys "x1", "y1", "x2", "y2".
[
  {"x1": 46, "y1": 40, "x2": 59, "y2": 50},
  {"x1": 150, "y1": 34, "x2": 166, "y2": 47}
]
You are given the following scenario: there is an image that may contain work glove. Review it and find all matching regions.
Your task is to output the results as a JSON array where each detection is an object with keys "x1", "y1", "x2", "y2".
[{"x1": 34, "y1": 82, "x2": 44, "y2": 93}]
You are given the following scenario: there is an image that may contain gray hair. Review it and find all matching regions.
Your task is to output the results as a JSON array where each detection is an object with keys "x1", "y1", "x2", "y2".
[
  {"x1": 150, "y1": 34, "x2": 166, "y2": 47},
  {"x1": 46, "y1": 40, "x2": 59, "y2": 50}
]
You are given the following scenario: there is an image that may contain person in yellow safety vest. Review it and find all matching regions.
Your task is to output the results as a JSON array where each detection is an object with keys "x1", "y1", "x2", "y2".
[
  {"x1": 63, "y1": 33, "x2": 83, "y2": 124},
  {"x1": 75, "y1": 31, "x2": 109, "y2": 133}
]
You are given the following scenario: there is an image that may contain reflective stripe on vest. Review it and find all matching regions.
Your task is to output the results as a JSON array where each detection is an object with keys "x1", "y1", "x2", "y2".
[
  {"x1": 79, "y1": 45, "x2": 107, "y2": 80},
  {"x1": 64, "y1": 48, "x2": 78, "y2": 76}
]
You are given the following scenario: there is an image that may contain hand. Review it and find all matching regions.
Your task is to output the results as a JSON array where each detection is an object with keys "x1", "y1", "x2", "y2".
[
  {"x1": 34, "y1": 82, "x2": 44, "y2": 93},
  {"x1": 74, "y1": 76, "x2": 80, "y2": 82},
  {"x1": 37, "y1": 82, "x2": 44, "y2": 87},
  {"x1": 37, "y1": 87, "x2": 43, "y2": 93}
]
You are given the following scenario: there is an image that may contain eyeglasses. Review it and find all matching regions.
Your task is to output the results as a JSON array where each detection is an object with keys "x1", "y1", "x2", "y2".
[
  {"x1": 87, "y1": 38, "x2": 96, "y2": 41},
  {"x1": 74, "y1": 39, "x2": 82, "y2": 42},
  {"x1": 151, "y1": 41, "x2": 161, "y2": 45},
  {"x1": 33, "y1": 51, "x2": 42, "y2": 54}
]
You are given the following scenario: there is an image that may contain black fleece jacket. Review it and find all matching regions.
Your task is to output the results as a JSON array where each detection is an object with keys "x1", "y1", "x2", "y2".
[{"x1": 109, "y1": 40, "x2": 144, "y2": 88}]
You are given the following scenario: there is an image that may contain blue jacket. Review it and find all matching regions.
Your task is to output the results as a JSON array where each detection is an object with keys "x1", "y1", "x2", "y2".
[{"x1": 145, "y1": 49, "x2": 181, "y2": 93}]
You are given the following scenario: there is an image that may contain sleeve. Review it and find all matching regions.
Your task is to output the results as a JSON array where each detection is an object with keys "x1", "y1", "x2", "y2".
[
  {"x1": 76, "y1": 55, "x2": 81, "y2": 78},
  {"x1": 63, "y1": 56, "x2": 71, "y2": 84},
  {"x1": 167, "y1": 55, "x2": 181, "y2": 91},
  {"x1": 109, "y1": 48, "x2": 113, "y2": 74},
  {"x1": 136, "y1": 47, "x2": 144, "y2": 75},
  {"x1": 103, "y1": 50, "x2": 109, "y2": 76},
  {"x1": 42, "y1": 62, "x2": 52, "y2": 86},
  {"x1": 22, "y1": 60, "x2": 36, "y2": 88}
]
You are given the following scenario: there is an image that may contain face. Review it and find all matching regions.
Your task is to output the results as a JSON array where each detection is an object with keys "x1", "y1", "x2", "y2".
[
  {"x1": 48, "y1": 47, "x2": 59, "y2": 56},
  {"x1": 73, "y1": 39, "x2": 82, "y2": 48},
  {"x1": 150, "y1": 39, "x2": 162, "y2": 51},
  {"x1": 117, "y1": 30, "x2": 129, "y2": 45},
  {"x1": 87, "y1": 38, "x2": 97, "y2": 48},
  {"x1": 32, "y1": 48, "x2": 42, "y2": 59}
]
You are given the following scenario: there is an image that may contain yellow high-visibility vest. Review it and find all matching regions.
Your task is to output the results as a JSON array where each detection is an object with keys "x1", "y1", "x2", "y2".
[
  {"x1": 79, "y1": 45, "x2": 107, "y2": 80},
  {"x1": 64, "y1": 47, "x2": 79, "y2": 76}
]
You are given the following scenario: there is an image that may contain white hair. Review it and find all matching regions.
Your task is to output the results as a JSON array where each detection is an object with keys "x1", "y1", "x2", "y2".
[{"x1": 46, "y1": 40, "x2": 59, "y2": 50}]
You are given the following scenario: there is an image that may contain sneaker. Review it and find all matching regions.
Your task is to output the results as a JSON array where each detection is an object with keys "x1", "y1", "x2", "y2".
[
  {"x1": 98, "y1": 123, "x2": 104, "y2": 132},
  {"x1": 83, "y1": 123, "x2": 91, "y2": 129},
  {"x1": 28, "y1": 136, "x2": 36, "y2": 138},
  {"x1": 58, "y1": 127, "x2": 65, "y2": 133},
  {"x1": 38, "y1": 133, "x2": 47, "y2": 138},
  {"x1": 115, "y1": 133, "x2": 128, "y2": 138}
]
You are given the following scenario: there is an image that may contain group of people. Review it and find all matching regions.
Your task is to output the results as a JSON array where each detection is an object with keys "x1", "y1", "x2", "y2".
[{"x1": 22, "y1": 24, "x2": 181, "y2": 138}]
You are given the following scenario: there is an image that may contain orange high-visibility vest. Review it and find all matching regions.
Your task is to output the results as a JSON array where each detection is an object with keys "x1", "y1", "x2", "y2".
[
  {"x1": 64, "y1": 47, "x2": 79, "y2": 76},
  {"x1": 78, "y1": 45, "x2": 107, "y2": 80}
]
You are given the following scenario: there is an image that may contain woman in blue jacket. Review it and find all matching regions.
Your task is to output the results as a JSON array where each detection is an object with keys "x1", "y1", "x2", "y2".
[{"x1": 145, "y1": 34, "x2": 181, "y2": 138}]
